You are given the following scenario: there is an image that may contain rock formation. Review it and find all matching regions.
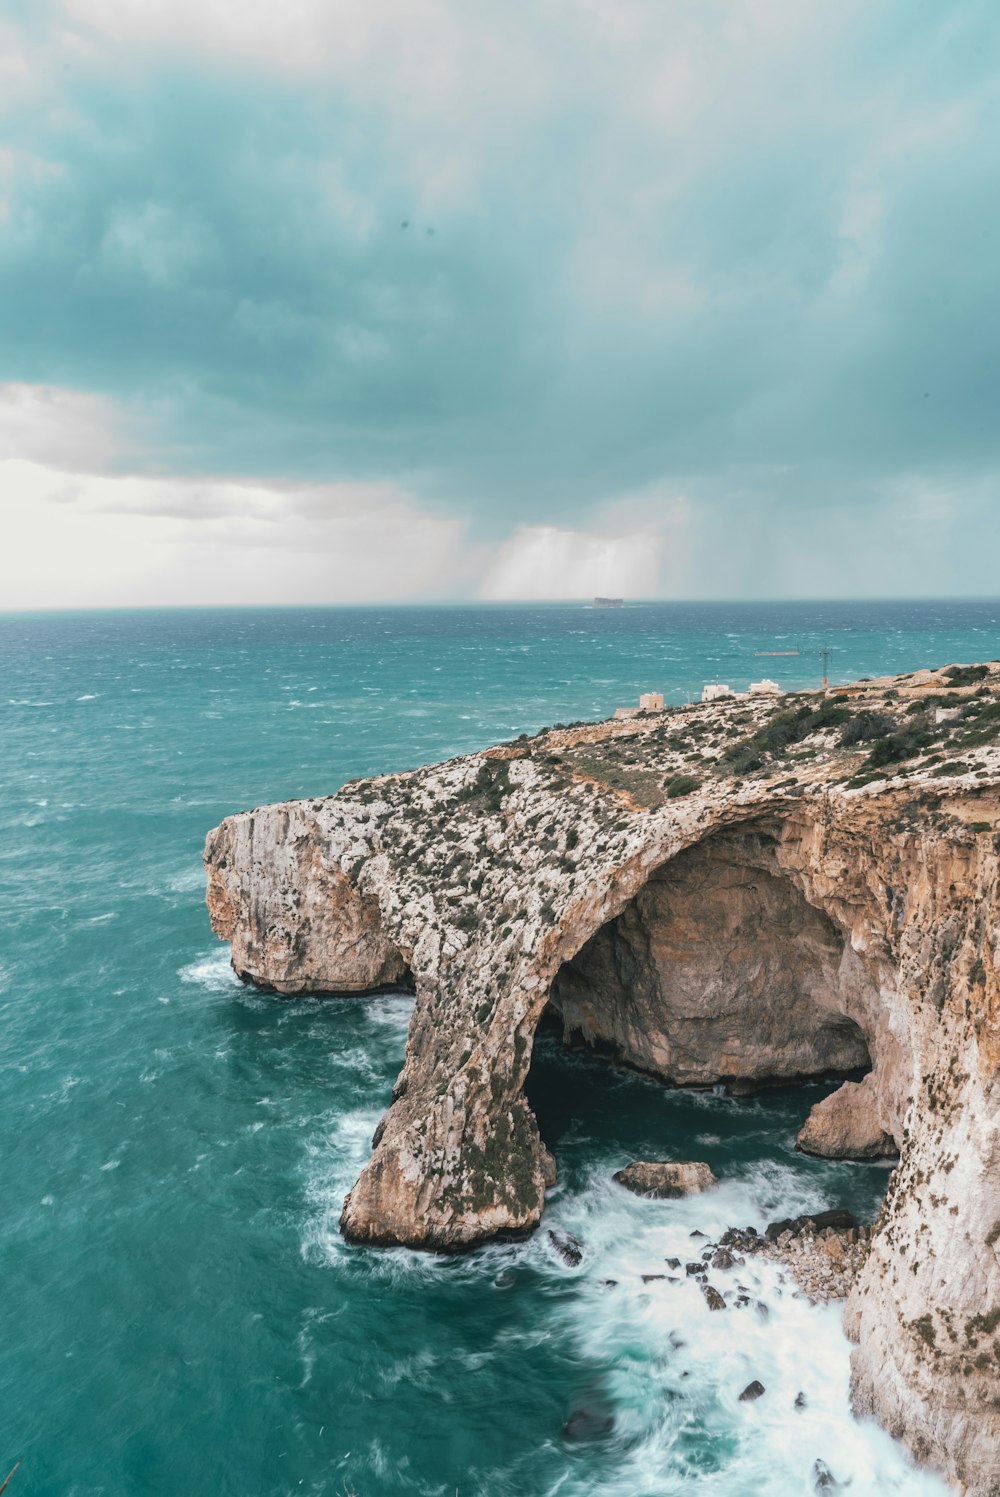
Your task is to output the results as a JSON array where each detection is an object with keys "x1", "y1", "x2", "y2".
[
  {"x1": 797, "y1": 1075, "x2": 898, "y2": 1159},
  {"x1": 612, "y1": 1160, "x2": 717, "y2": 1198},
  {"x1": 205, "y1": 663, "x2": 1000, "y2": 1494}
]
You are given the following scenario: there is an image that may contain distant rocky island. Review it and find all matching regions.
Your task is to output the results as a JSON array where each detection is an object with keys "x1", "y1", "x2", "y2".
[{"x1": 205, "y1": 662, "x2": 1000, "y2": 1494}]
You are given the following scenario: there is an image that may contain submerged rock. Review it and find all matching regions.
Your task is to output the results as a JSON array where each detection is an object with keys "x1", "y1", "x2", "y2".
[
  {"x1": 562, "y1": 1408, "x2": 614, "y2": 1442},
  {"x1": 613, "y1": 1160, "x2": 718, "y2": 1198}
]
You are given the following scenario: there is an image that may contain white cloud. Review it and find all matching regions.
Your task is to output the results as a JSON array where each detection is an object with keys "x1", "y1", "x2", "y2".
[
  {"x1": 0, "y1": 383, "x2": 124, "y2": 471},
  {"x1": 0, "y1": 459, "x2": 476, "y2": 609}
]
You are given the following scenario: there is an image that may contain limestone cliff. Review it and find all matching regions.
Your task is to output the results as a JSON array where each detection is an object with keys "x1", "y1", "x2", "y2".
[{"x1": 205, "y1": 663, "x2": 1000, "y2": 1494}]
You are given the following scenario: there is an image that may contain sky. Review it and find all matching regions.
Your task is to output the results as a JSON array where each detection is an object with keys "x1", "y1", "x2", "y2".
[{"x1": 0, "y1": 0, "x2": 998, "y2": 607}]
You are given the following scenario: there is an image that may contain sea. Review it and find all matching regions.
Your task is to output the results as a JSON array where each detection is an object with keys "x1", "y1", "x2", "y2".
[{"x1": 4, "y1": 598, "x2": 997, "y2": 1497}]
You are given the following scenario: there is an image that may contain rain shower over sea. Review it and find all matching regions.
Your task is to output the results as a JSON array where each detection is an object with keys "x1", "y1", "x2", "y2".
[{"x1": 4, "y1": 599, "x2": 996, "y2": 1497}]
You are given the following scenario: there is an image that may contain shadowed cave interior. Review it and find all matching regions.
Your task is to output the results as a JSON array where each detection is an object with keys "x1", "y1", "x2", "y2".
[{"x1": 526, "y1": 825, "x2": 879, "y2": 1146}]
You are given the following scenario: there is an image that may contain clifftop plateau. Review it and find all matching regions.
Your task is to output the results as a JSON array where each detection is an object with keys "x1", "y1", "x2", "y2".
[{"x1": 205, "y1": 662, "x2": 1000, "y2": 1493}]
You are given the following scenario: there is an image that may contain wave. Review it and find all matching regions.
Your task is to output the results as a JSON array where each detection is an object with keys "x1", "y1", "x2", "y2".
[
  {"x1": 532, "y1": 1168, "x2": 947, "y2": 1495},
  {"x1": 177, "y1": 949, "x2": 242, "y2": 993},
  {"x1": 166, "y1": 865, "x2": 207, "y2": 895}
]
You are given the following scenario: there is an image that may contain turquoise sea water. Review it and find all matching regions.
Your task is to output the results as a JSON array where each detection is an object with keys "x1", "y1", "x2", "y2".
[{"x1": 4, "y1": 600, "x2": 997, "y2": 1497}]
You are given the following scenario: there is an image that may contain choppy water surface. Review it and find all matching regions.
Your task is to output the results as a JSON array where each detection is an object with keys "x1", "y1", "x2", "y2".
[{"x1": 5, "y1": 601, "x2": 994, "y2": 1496}]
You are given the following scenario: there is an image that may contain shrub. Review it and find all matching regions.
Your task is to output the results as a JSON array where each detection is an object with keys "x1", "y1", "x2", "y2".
[
  {"x1": 841, "y1": 710, "x2": 898, "y2": 747},
  {"x1": 865, "y1": 724, "x2": 932, "y2": 769},
  {"x1": 724, "y1": 742, "x2": 765, "y2": 774},
  {"x1": 943, "y1": 664, "x2": 989, "y2": 687},
  {"x1": 666, "y1": 774, "x2": 701, "y2": 798}
]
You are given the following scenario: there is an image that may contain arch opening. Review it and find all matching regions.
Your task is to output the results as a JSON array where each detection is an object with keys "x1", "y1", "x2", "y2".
[{"x1": 532, "y1": 823, "x2": 881, "y2": 1106}]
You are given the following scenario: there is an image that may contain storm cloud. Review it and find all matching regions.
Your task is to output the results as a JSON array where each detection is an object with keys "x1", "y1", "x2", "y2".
[{"x1": 1, "y1": 0, "x2": 998, "y2": 603}]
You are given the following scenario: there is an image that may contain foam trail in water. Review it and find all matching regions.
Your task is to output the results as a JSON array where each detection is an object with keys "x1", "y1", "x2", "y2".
[
  {"x1": 178, "y1": 948, "x2": 242, "y2": 992},
  {"x1": 537, "y1": 1167, "x2": 949, "y2": 1495}
]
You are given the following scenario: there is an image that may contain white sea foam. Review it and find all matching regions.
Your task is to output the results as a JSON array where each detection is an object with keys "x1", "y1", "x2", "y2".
[
  {"x1": 76, "y1": 693, "x2": 99, "y2": 701},
  {"x1": 177, "y1": 948, "x2": 242, "y2": 992},
  {"x1": 535, "y1": 1169, "x2": 949, "y2": 1495}
]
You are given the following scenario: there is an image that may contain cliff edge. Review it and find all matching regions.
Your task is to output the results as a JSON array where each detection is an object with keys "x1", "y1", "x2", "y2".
[{"x1": 205, "y1": 663, "x2": 1000, "y2": 1493}]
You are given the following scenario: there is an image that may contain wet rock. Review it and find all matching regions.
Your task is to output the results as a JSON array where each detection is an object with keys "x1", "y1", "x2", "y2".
[
  {"x1": 613, "y1": 1160, "x2": 717, "y2": 1199},
  {"x1": 711, "y1": 1248, "x2": 734, "y2": 1270},
  {"x1": 665, "y1": 1257, "x2": 681, "y2": 1270},
  {"x1": 739, "y1": 1380, "x2": 766, "y2": 1402},
  {"x1": 642, "y1": 1273, "x2": 666, "y2": 1283},
  {"x1": 494, "y1": 1267, "x2": 518, "y2": 1289},
  {"x1": 689, "y1": 1229, "x2": 709, "y2": 1239},
  {"x1": 765, "y1": 1209, "x2": 857, "y2": 1244},
  {"x1": 812, "y1": 1459, "x2": 844, "y2": 1489},
  {"x1": 795, "y1": 1391, "x2": 808, "y2": 1409},
  {"x1": 562, "y1": 1408, "x2": 614, "y2": 1442},
  {"x1": 703, "y1": 1284, "x2": 726, "y2": 1311},
  {"x1": 686, "y1": 1261, "x2": 707, "y2": 1277},
  {"x1": 601, "y1": 1279, "x2": 619, "y2": 1290},
  {"x1": 548, "y1": 1229, "x2": 584, "y2": 1267}
]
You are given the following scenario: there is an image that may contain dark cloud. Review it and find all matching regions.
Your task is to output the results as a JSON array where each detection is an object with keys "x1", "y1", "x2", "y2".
[{"x1": 1, "y1": 0, "x2": 999, "y2": 537}]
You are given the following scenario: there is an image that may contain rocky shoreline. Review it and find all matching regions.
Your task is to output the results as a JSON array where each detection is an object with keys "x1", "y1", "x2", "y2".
[
  {"x1": 205, "y1": 661, "x2": 1000, "y2": 1493},
  {"x1": 720, "y1": 1216, "x2": 874, "y2": 1306}
]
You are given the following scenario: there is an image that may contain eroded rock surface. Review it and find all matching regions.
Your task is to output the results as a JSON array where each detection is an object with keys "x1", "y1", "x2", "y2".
[
  {"x1": 613, "y1": 1160, "x2": 717, "y2": 1198},
  {"x1": 797, "y1": 1076, "x2": 898, "y2": 1160},
  {"x1": 205, "y1": 662, "x2": 1000, "y2": 1493}
]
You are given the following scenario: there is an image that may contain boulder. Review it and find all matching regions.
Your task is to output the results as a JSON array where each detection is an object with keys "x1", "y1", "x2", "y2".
[
  {"x1": 612, "y1": 1160, "x2": 717, "y2": 1199},
  {"x1": 765, "y1": 1209, "x2": 857, "y2": 1244},
  {"x1": 547, "y1": 1229, "x2": 583, "y2": 1267},
  {"x1": 797, "y1": 1077, "x2": 898, "y2": 1161},
  {"x1": 703, "y1": 1284, "x2": 726, "y2": 1311},
  {"x1": 739, "y1": 1380, "x2": 766, "y2": 1402}
]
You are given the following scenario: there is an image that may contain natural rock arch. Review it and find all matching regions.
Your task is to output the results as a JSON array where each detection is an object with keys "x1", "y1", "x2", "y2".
[
  {"x1": 544, "y1": 820, "x2": 880, "y2": 1096},
  {"x1": 337, "y1": 806, "x2": 906, "y2": 1253},
  {"x1": 205, "y1": 687, "x2": 1000, "y2": 1493}
]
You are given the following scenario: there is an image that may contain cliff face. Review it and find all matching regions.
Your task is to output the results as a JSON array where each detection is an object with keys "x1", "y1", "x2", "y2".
[{"x1": 205, "y1": 665, "x2": 1000, "y2": 1494}]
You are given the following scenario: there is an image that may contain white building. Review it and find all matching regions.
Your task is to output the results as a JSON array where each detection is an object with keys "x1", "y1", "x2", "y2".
[
  {"x1": 639, "y1": 691, "x2": 665, "y2": 711},
  {"x1": 748, "y1": 678, "x2": 781, "y2": 696},
  {"x1": 702, "y1": 683, "x2": 734, "y2": 702}
]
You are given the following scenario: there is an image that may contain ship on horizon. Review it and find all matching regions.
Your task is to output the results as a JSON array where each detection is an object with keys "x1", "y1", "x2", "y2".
[{"x1": 592, "y1": 596, "x2": 624, "y2": 608}]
